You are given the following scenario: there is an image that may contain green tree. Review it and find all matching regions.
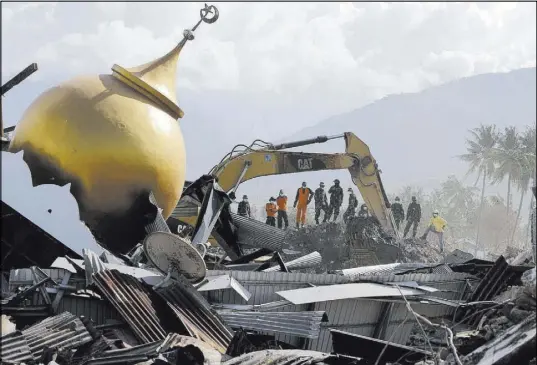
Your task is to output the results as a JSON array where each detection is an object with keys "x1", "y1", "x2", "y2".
[{"x1": 459, "y1": 124, "x2": 499, "y2": 248}]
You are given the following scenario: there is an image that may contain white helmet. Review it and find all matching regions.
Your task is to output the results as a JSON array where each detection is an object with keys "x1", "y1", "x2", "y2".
[{"x1": 433, "y1": 210, "x2": 439, "y2": 215}]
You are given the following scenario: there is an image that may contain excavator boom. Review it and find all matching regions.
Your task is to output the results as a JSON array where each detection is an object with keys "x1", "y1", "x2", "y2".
[{"x1": 174, "y1": 132, "x2": 398, "y2": 240}]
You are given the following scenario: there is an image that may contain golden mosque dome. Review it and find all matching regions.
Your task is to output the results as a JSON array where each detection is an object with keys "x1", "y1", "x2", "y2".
[{"x1": 8, "y1": 4, "x2": 219, "y2": 254}]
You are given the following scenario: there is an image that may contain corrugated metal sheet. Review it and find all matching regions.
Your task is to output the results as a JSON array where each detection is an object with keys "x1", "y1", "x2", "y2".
[
  {"x1": 470, "y1": 313, "x2": 536, "y2": 365},
  {"x1": 51, "y1": 257, "x2": 162, "y2": 282},
  {"x1": 330, "y1": 329, "x2": 433, "y2": 363},
  {"x1": 431, "y1": 264, "x2": 454, "y2": 274},
  {"x1": 0, "y1": 331, "x2": 33, "y2": 363},
  {"x1": 9, "y1": 267, "x2": 86, "y2": 291},
  {"x1": 340, "y1": 262, "x2": 454, "y2": 277},
  {"x1": 86, "y1": 333, "x2": 222, "y2": 365},
  {"x1": 86, "y1": 340, "x2": 162, "y2": 365},
  {"x1": 92, "y1": 269, "x2": 167, "y2": 344},
  {"x1": 217, "y1": 310, "x2": 327, "y2": 339},
  {"x1": 83, "y1": 249, "x2": 107, "y2": 286},
  {"x1": 457, "y1": 256, "x2": 515, "y2": 327},
  {"x1": 443, "y1": 249, "x2": 474, "y2": 264},
  {"x1": 276, "y1": 283, "x2": 428, "y2": 305},
  {"x1": 263, "y1": 251, "x2": 322, "y2": 272},
  {"x1": 158, "y1": 333, "x2": 222, "y2": 365},
  {"x1": 155, "y1": 275, "x2": 234, "y2": 354},
  {"x1": 22, "y1": 312, "x2": 93, "y2": 360},
  {"x1": 231, "y1": 212, "x2": 289, "y2": 251},
  {"x1": 204, "y1": 270, "x2": 473, "y2": 352},
  {"x1": 222, "y1": 349, "x2": 331, "y2": 365},
  {"x1": 197, "y1": 275, "x2": 251, "y2": 302},
  {"x1": 7, "y1": 266, "x2": 112, "y2": 324},
  {"x1": 70, "y1": 336, "x2": 114, "y2": 365},
  {"x1": 340, "y1": 263, "x2": 400, "y2": 276}
]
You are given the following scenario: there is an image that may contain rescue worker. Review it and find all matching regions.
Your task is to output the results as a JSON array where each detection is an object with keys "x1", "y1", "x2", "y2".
[
  {"x1": 343, "y1": 188, "x2": 358, "y2": 223},
  {"x1": 403, "y1": 196, "x2": 421, "y2": 238},
  {"x1": 421, "y1": 210, "x2": 447, "y2": 252},
  {"x1": 276, "y1": 189, "x2": 289, "y2": 229},
  {"x1": 265, "y1": 197, "x2": 278, "y2": 227},
  {"x1": 314, "y1": 182, "x2": 328, "y2": 224},
  {"x1": 293, "y1": 182, "x2": 313, "y2": 229},
  {"x1": 323, "y1": 179, "x2": 344, "y2": 223},
  {"x1": 357, "y1": 204, "x2": 369, "y2": 218},
  {"x1": 237, "y1": 195, "x2": 251, "y2": 218},
  {"x1": 391, "y1": 196, "x2": 405, "y2": 230}
]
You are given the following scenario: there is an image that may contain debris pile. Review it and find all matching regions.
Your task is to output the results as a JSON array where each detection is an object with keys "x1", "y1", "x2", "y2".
[{"x1": 1, "y1": 249, "x2": 535, "y2": 365}]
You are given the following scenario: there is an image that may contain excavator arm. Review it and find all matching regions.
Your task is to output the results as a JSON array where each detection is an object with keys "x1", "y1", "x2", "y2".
[{"x1": 174, "y1": 132, "x2": 398, "y2": 240}]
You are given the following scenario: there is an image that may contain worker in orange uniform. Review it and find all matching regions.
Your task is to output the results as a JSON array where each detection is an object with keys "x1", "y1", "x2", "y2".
[
  {"x1": 265, "y1": 197, "x2": 278, "y2": 227},
  {"x1": 293, "y1": 182, "x2": 313, "y2": 229},
  {"x1": 276, "y1": 190, "x2": 289, "y2": 229}
]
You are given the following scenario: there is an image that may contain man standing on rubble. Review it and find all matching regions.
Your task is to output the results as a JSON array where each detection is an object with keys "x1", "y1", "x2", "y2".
[
  {"x1": 324, "y1": 179, "x2": 344, "y2": 223},
  {"x1": 276, "y1": 189, "x2": 289, "y2": 229},
  {"x1": 357, "y1": 204, "x2": 370, "y2": 218},
  {"x1": 391, "y1": 197, "x2": 404, "y2": 230},
  {"x1": 421, "y1": 210, "x2": 447, "y2": 252},
  {"x1": 314, "y1": 182, "x2": 328, "y2": 225},
  {"x1": 237, "y1": 195, "x2": 251, "y2": 218},
  {"x1": 403, "y1": 196, "x2": 421, "y2": 238},
  {"x1": 265, "y1": 197, "x2": 278, "y2": 227},
  {"x1": 343, "y1": 188, "x2": 358, "y2": 223},
  {"x1": 293, "y1": 182, "x2": 313, "y2": 229}
]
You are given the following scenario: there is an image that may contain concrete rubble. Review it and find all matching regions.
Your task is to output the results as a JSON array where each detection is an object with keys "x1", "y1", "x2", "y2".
[{"x1": 1, "y1": 237, "x2": 535, "y2": 365}]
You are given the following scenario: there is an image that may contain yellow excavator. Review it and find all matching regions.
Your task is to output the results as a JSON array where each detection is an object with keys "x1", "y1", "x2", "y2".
[{"x1": 171, "y1": 132, "x2": 399, "y2": 259}]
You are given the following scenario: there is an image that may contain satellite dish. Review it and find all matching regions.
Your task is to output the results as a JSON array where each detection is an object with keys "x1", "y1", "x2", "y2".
[{"x1": 143, "y1": 231, "x2": 206, "y2": 284}]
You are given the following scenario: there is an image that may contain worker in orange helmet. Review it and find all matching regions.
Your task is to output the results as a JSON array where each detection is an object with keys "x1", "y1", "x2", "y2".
[
  {"x1": 265, "y1": 197, "x2": 278, "y2": 227},
  {"x1": 276, "y1": 189, "x2": 289, "y2": 229},
  {"x1": 293, "y1": 181, "x2": 313, "y2": 229}
]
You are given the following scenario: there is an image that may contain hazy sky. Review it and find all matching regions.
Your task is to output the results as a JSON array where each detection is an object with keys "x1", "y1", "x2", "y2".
[
  {"x1": 2, "y1": 2, "x2": 536, "y2": 130},
  {"x1": 1, "y1": 2, "x2": 535, "y2": 247}
]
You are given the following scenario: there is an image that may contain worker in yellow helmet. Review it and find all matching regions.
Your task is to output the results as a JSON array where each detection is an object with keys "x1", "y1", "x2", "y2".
[
  {"x1": 265, "y1": 197, "x2": 278, "y2": 227},
  {"x1": 421, "y1": 210, "x2": 447, "y2": 252}
]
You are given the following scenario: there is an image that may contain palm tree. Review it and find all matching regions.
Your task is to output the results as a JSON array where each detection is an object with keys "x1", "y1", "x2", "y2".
[
  {"x1": 491, "y1": 126, "x2": 526, "y2": 215},
  {"x1": 441, "y1": 175, "x2": 479, "y2": 212},
  {"x1": 459, "y1": 124, "x2": 499, "y2": 248},
  {"x1": 509, "y1": 126, "x2": 536, "y2": 245}
]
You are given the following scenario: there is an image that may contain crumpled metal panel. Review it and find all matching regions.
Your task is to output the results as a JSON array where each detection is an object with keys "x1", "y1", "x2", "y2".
[
  {"x1": 457, "y1": 255, "x2": 515, "y2": 327},
  {"x1": 276, "y1": 282, "x2": 428, "y2": 305},
  {"x1": 197, "y1": 275, "x2": 252, "y2": 302},
  {"x1": 222, "y1": 349, "x2": 331, "y2": 365},
  {"x1": 0, "y1": 330, "x2": 33, "y2": 363},
  {"x1": 263, "y1": 251, "x2": 322, "y2": 272},
  {"x1": 21, "y1": 311, "x2": 93, "y2": 360},
  {"x1": 466, "y1": 313, "x2": 536, "y2": 365},
  {"x1": 155, "y1": 275, "x2": 234, "y2": 354},
  {"x1": 339, "y1": 262, "x2": 454, "y2": 277},
  {"x1": 158, "y1": 333, "x2": 222, "y2": 365},
  {"x1": 217, "y1": 310, "x2": 328, "y2": 339},
  {"x1": 330, "y1": 329, "x2": 433, "y2": 363},
  {"x1": 92, "y1": 269, "x2": 167, "y2": 343},
  {"x1": 443, "y1": 249, "x2": 474, "y2": 264},
  {"x1": 83, "y1": 248, "x2": 107, "y2": 286},
  {"x1": 206, "y1": 269, "x2": 472, "y2": 353},
  {"x1": 86, "y1": 340, "x2": 162, "y2": 365},
  {"x1": 86, "y1": 333, "x2": 223, "y2": 365},
  {"x1": 231, "y1": 212, "x2": 289, "y2": 251}
]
